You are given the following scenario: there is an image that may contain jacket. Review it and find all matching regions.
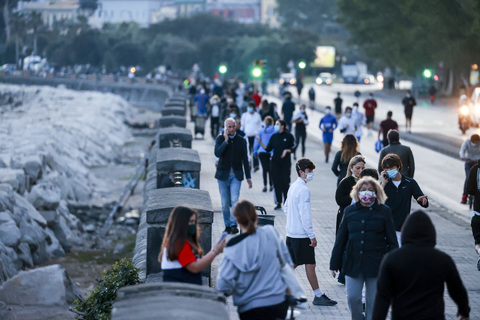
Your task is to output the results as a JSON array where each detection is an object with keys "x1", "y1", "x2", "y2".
[
  {"x1": 466, "y1": 162, "x2": 480, "y2": 213},
  {"x1": 330, "y1": 202, "x2": 398, "y2": 278},
  {"x1": 378, "y1": 142, "x2": 415, "y2": 178},
  {"x1": 214, "y1": 133, "x2": 251, "y2": 181},
  {"x1": 253, "y1": 125, "x2": 275, "y2": 155},
  {"x1": 331, "y1": 151, "x2": 361, "y2": 185},
  {"x1": 372, "y1": 211, "x2": 470, "y2": 320},
  {"x1": 217, "y1": 225, "x2": 289, "y2": 313},
  {"x1": 264, "y1": 131, "x2": 295, "y2": 163},
  {"x1": 284, "y1": 177, "x2": 315, "y2": 239},
  {"x1": 334, "y1": 175, "x2": 357, "y2": 231}
]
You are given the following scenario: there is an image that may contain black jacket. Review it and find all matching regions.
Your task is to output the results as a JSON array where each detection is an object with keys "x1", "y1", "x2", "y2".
[
  {"x1": 282, "y1": 99, "x2": 295, "y2": 121},
  {"x1": 330, "y1": 202, "x2": 398, "y2": 278},
  {"x1": 214, "y1": 133, "x2": 251, "y2": 181},
  {"x1": 384, "y1": 176, "x2": 428, "y2": 231},
  {"x1": 466, "y1": 163, "x2": 480, "y2": 213},
  {"x1": 265, "y1": 131, "x2": 295, "y2": 163},
  {"x1": 378, "y1": 142, "x2": 415, "y2": 178},
  {"x1": 334, "y1": 175, "x2": 356, "y2": 232},
  {"x1": 372, "y1": 210, "x2": 470, "y2": 320},
  {"x1": 331, "y1": 151, "x2": 361, "y2": 185}
]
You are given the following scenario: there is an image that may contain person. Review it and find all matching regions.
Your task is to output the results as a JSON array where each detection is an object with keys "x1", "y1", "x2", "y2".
[
  {"x1": 459, "y1": 134, "x2": 480, "y2": 204},
  {"x1": 352, "y1": 103, "x2": 365, "y2": 142},
  {"x1": 241, "y1": 102, "x2": 263, "y2": 171},
  {"x1": 319, "y1": 106, "x2": 338, "y2": 163},
  {"x1": 380, "y1": 153, "x2": 428, "y2": 245},
  {"x1": 217, "y1": 200, "x2": 291, "y2": 320},
  {"x1": 465, "y1": 160, "x2": 480, "y2": 271},
  {"x1": 193, "y1": 88, "x2": 209, "y2": 116},
  {"x1": 330, "y1": 177, "x2": 398, "y2": 320},
  {"x1": 338, "y1": 107, "x2": 357, "y2": 136},
  {"x1": 209, "y1": 95, "x2": 221, "y2": 139},
  {"x1": 401, "y1": 90, "x2": 417, "y2": 133},
  {"x1": 359, "y1": 168, "x2": 379, "y2": 180},
  {"x1": 377, "y1": 111, "x2": 398, "y2": 147},
  {"x1": 429, "y1": 84, "x2": 437, "y2": 104},
  {"x1": 308, "y1": 87, "x2": 316, "y2": 109},
  {"x1": 259, "y1": 99, "x2": 270, "y2": 120},
  {"x1": 292, "y1": 104, "x2": 309, "y2": 159},
  {"x1": 332, "y1": 134, "x2": 360, "y2": 185},
  {"x1": 251, "y1": 89, "x2": 262, "y2": 107},
  {"x1": 372, "y1": 210, "x2": 470, "y2": 320},
  {"x1": 214, "y1": 118, "x2": 253, "y2": 234},
  {"x1": 282, "y1": 92, "x2": 295, "y2": 132},
  {"x1": 363, "y1": 93, "x2": 377, "y2": 135},
  {"x1": 256, "y1": 120, "x2": 295, "y2": 210},
  {"x1": 253, "y1": 116, "x2": 275, "y2": 192},
  {"x1": 334, "y1": 92, "x2": 343, "y2": 120},
  {"x1": 285, "y1": 158, "x2": 337, "y2": 307},
  {"x1": 296, "y1": 78, "x2": 304, "y2": 97},
  {"x1": 159, "y1": 206, "x2": 226, "y2": 284},
  {"x1": 377, "y1": 130, "x2": 415, "y2": 178}
]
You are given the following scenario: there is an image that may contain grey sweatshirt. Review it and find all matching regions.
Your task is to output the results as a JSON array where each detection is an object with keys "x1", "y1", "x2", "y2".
[{"x1": 216, "y1": 225, "x2": 291, "y2": 313}]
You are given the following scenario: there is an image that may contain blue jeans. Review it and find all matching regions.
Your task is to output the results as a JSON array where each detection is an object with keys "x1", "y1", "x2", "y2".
[
  {"x1": 345, "y1": 275, "x2": 377, "y2": 320},
  {"x1": 218, "y1": 175, "x2": 241, "y2": 227}
]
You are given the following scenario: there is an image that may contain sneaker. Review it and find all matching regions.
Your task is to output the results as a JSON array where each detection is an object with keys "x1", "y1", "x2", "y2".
[
  {"x1": 312, "y1": 294, "x2": 337, "y2": 306},
  {"x1": 262, "y1": 186, "x2": 267, "y2": 192},
  {"x1": 477, "y1": 257, "x2": 480, "y2": 271},
  {"x1": 230, "y1": 226, "x2": 239, "y2": 234},
  {"x1": 223, "y1": 226, "x2": 231, "y2": 234},
  {"x1": 274, "y1": 204, "x2": 282, "y2": 210}
]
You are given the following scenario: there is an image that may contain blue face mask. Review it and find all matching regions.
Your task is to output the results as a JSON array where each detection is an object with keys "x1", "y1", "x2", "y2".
[
  {"x1": 301, "y1": 109, "x2": 306, "y2": 114},
  {"x1": 229, "y1": 113, "x2": 237, "y2": 119},
  {"x1": 247, "y1": 107, "x2": 254, "y2": 113},
  {"x1": 386, "y1": 168, "x2": 398, "y2": 179},
  {"x1": 274, "y1": 125, "x2": 280, "y2": 132}
]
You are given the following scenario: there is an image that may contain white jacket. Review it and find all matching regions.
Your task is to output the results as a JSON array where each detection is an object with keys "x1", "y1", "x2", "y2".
[{"x1": 284, "y1": 177, "x2": 315, "y2": 239}]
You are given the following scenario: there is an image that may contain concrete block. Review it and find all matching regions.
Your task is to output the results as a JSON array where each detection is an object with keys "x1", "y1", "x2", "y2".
[
  {"x1": 158, "y1": 127, "x2": 192, "y2": 149},
  {"x1": 158, "y1": 116, "x2": 186, "y2": 128},
  {"x1": 156, "y1": 148, "x2": 200, "y2": 189}
]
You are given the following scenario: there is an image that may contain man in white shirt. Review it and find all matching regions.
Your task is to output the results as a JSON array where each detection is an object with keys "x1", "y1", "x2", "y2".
[
  {"x1": 284, "y1": 158, "x2": 337, "y2": 307},
  {"x1": 338, "y1": 106, "x2": 357, "y2": 136},
  {"x1": 241, "y1": 102, "x2": 263, "y2": 171}
]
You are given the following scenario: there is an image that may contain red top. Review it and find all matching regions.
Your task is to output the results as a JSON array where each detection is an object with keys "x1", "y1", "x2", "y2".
[
  {"x1": 251, "y1": 93, "x2": 262, "y2": 107},
  {"x1": 176, "y1": 241, "x2": 197, "y2": 267},
  {"x1": 363, "y1": 99, "x2": 377, "y2": 116}
]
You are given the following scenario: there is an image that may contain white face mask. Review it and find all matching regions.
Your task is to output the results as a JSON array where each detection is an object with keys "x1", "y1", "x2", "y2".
[{"x1": 305, "y1": 172, "x2": 314, "y2": 182}]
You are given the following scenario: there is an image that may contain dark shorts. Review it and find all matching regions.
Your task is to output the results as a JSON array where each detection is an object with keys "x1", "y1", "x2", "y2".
[
  {"x1": 286, "y1": 236, "x2": 315, "y2": 265},
  {"x1": 323, "y1": 133, "x2": 333, "y2": 145},
  {"x1": 239, "y1": 299, "x2": 289, "y2": 320},
  {"x1": 472, "y1": 214, "x2": 480, "y2": 244},
  {"x1": 366, "y1": 115, "x2": 375, "y2": 124},
  {"x1": 404, "y1": 107, "x2": 413, "y2": 119}
]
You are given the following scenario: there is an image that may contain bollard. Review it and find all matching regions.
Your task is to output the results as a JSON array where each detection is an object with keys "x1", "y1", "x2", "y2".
[
  {"x1": 158, "y1": 115, "x2": 186, "y2": 128},
  {"x1": 156, "y1": 148, "x2": 200, "y2": 189},
  {"x1": 158, "y1": 127, "x2": 192, "y2": 149},
  {"x1": 162, "y1": 106, "x2": 185, "y2": 117}
]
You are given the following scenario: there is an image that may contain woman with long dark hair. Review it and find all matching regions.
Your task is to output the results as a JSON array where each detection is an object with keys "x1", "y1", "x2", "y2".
[
  {"x1": 331, "y1": 134, "x2": 360, "y2": 185},
  {"x1": 253, "y1": 116, "x2": 275, "y2": 192}
]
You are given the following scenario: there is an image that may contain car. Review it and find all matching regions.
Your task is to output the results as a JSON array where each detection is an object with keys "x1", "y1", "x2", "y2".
[
  {"x1": 279, "y1": 73, "x2": 296, "y2": 86},
  {"x1": 315, "y1": 72, "x2": 333, "y2": 85},
  {"x1": 358, "y1": 74, "x2": 376, "y2": 85},
  {"x1": 0, "y1": 64, "x2": 16, "y2": 72}
]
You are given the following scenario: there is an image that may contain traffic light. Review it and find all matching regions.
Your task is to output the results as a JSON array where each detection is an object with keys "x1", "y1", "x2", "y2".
[
  {"x1": 423, "y1": 69, "x2": 432, "y2": 78},
  {"x1": 253, "y1": 59, "x2": 264, "y2": 67},
  {"x1": 298, "y1": 61, "x2": 306, "y2": 69},
  {"x1": 218, "y1": 64, "x2": 227, "y2": 74},
  {"x1": 252, "y1": 67, "x2": 262, "y2": 78}
]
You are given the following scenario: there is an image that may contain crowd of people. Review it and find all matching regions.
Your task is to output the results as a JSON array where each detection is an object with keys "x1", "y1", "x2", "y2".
[{"x1": 159, "y1": 79, "x2": 472, "y2": 320}]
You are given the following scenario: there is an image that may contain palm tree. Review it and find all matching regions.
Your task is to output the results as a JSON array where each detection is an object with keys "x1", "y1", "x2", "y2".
[
  {"x1": 9, "y1": 12, "x2": 26, "y2": 68},
  {"x1": 26, "y1": 11, "x2": 43, "y2": 56}
]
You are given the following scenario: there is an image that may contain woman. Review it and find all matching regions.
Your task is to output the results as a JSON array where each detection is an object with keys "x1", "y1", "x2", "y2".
[
  {"x1": 330, "y1": 177, "x2": 398, "y2": 320},
  {"x1": 259, "y1": 99, "x2": 270, "y2": 120},
  {"x1": 217, "y1": 200, "x2": 290, "y2": 320},
  {"x1": 256, "y1": 119, "x2": 295, "y2": 210},
  {"x1": 331, "y1": 134, "x2": 360, "y2": 185},
  {"x1": 253, "y1": 116, "x2": 275, "y2": 192},
  {"x1": 159, "y1": 206, "x2": 226, "y2": 285}
]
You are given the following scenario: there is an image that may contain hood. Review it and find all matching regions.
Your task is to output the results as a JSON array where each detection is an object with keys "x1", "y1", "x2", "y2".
[
  {"x1": 401, "y1": 210, "x2": 436, "y2": 247},
  {"x1": 223, "y1": 230, "x2": 265, "y2": 273},
  {"x1": 262, "y1": 125, "x2": 276, "y2": 134}
]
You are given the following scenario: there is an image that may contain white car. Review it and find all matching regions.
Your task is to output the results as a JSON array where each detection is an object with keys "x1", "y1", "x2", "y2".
[
  {"x1": 316, "y1": 72, "x2": 332, "y2": 85},
  {"x1": 279, "y1": 73, "x2": 296, "y2": 86}
]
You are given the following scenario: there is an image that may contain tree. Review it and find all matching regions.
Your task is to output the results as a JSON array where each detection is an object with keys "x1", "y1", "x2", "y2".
[
  {"x1": 9, "y1": 11, "x2": 25, "y2": 66},
  {"x1": 25, "y1": 11, "x2": 42, "y2": 56}
]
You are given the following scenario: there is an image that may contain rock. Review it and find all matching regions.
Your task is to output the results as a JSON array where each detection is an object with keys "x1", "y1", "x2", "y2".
[
  {"x1": 52, "y1": 215, "x2": 82, "y2": 253},
  {"x1": 27, "y1": 180, "x2": 61, "y2": 210},
  {"x1": 0, "y1": 211, "x2": 21, "y2": 247},
  {"x1": 83, "y1": 224, "x2": 96, "y2": 233},
  {"x1": 0, "y1": 168, "x2": 25, "y2": 194},
  {"x1": 0, "y1": 159, "x2": 7, "y2": 168},
  {"x1": 0, "y1": 264, "x2": 80, "y2": 305},
  {"x1": 14, "y1": 193, "x2": 47, "y2": 227},
  {"x1": 18, "y1": 217, "x2": 46, "y2": 252},
  {"x1": 39, "y1": 210, "x2": 58, "y2": 228},
  {"x1": 0, "y1": 243, "x2": 20, "y2": 282},
  {"x1": 23, "y1": 160, "x2": 43, "y2": 185},
  {"x1": 31, "y1": 240, "x2": 49, "y2": 266},
  {"x1": 44, "y1": 228, "x2": 65, "y2": 258},
  {"x1": 57, "y1": 200, "x2": 83, "y2": 231},
  {"x1": 17, "y1": 242, "x2": 33, "y2": 267},
  {"x1": 0, "y1": 300, "x2": 7, "y2": 319}
]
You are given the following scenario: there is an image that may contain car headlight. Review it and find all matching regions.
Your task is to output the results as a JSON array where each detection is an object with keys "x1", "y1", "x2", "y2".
[
  {"x1": 364, "y1": 79, "x2": 369, "y2": 84},
  {"x1": 290, "y1": 79, "x2": 296, "y2": 85},
  {"x1": 326, "y1": 79, "x2": 331, "y2": 84},
  {"x1": 280, "y1": 80, "x2": 284, "y2": 84},
  {"x1": 461, "y1": 105, "x2": 470, "y2": 115},
  {"x1": 316, "y1": 79, "x2": 322, "y2": 84}
]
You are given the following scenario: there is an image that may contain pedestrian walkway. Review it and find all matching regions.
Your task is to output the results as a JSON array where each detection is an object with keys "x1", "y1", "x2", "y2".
[{"x1": 190, "y1": 117, "x2": 479, "y2": 319}]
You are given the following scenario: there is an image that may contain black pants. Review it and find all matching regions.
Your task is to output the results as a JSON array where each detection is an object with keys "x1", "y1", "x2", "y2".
[
  {"x1": 248, "y1": 136, "x2": 259, "y2": 169},
  {"x1": 210, "y1": 116, "x2": 219, "y2": 139},
  {"x1": 295, "y1": 128, "x2": 306, "y2": 157},
  {"x1": 472, "y1": 214, "x2": 480, "y2": 244},
  {"x1": 259, "y1": 152, "x2": 272, "y2": 187},
  {"x1": 464, "y1": 161, "x2": 475, "y2": 196},
  {"x1": 271, "y1": 160, "x2": 291, "y2": 204},
  {"x1": 239, "y1": 299, "x2": 289, "y2": 320}
]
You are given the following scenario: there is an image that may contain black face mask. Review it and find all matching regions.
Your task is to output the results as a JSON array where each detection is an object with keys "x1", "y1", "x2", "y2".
[{"x1": 188, "y1": 224, "x2": 196, "y2": 236}]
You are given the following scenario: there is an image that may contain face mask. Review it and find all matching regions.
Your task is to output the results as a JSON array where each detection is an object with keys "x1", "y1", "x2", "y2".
[
  {"x1": 247, "y1": 107, "x2": 254, "y2": 113},
  {"x1": 386, "y1": 168, "x2": 398, "y2": 179},
  {"x1": 301, "y1": 109, "x2": 306, "y2": 114},
  {"x1": 188, "y1": 224, "x2": 196, "y2": 236},
  {"x1": 345, "y1": 113, "x2": 352, "y2": 118},
  {"x1": 274, "y1": 125, "x2": 280, "y2": 132},
  {"x1": 229, "y1": 113, "x2": 237, "y2": 119},
  {"x1": 358, "y1": 190, "x2": 377, "y2": 204},
  {"x1": 351, "y1": 169, "x2": 358, "y2": 179},
  {"x1": 325, "y1": 109, "x2": 331, "y2": 114},
  {"x1": 213, "y1": 100, "x2": 218, "y2": 104},
  {"x1": 353, "y1": 107, "x2": 358, "y2": 113},
  {"x1": 305, "y1": 172, "x2": 314, "y2": 182},
  {"x1": 406, "y1": 94, "x2": 411, "y2": 98}
]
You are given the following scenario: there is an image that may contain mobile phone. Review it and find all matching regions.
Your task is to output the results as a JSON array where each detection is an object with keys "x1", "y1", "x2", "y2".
[{"x1": 219, "y1": 231, "x2": 228, "y2": 241}]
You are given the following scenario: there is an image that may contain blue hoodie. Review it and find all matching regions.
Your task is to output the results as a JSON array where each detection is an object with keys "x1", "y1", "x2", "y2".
[{"x1": 253, "y1": 125, "x2": 275, "y2": 156}]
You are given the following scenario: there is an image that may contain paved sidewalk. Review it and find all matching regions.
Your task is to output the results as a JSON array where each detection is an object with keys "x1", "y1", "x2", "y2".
[{"x1": 190, "y1": 120, "x2": 479, "y2": 319}]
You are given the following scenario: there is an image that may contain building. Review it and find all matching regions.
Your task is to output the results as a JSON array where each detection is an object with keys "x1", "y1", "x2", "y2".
[
  {"x1": 206, "y1": 0, "x2": 261, "y2": 24},
  {"x1": 175, "y1": 0, "x2": 206, "y2": 17},
  {"x1": 89, "y1": 0, "x2": 164, "y2": 28},
  {"x1": 17, "y1": 0, "x2": 80, "y2": 28},
  {"x1": 260, "y1": 0, "x2": 279, "y2": 28}
]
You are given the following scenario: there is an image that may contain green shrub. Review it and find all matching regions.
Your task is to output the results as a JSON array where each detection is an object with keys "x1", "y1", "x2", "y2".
[{"x1": 73, "y1": 258, "x2": 140, "y2": 320}]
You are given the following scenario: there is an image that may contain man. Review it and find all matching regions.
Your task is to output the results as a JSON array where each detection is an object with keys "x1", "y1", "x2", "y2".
[
  {"x1": 282, "y1": 92, "x2": 295, "y2": 132},
  {"x1": 319, "y1": 106, "x2": 337, "y2": 163},
  {"x1": 373, "y1": 210, "x2": 470, "y2": 320},
  {"x1": 378, "y1": 111, "x2": 398, "y2": 147},
  {"x1": 284, "y1": 158, "x2": 337, "y2": 307},
  {"x1": 241, "y1": 102, "x2": 263, "y2": 171},
  {"x1": 193, "y1": 88, "x2": 209, "y2": 115},
  {"x1": 363, "y1": 92, "x2": 377, "y2": 135},
  {"x1": 378, "y1": 130, "x2": 414, "y2": 178},
  {"x1": 466, "y1": 160, "x2": 480, "y2": 271},
  {"x1": 334, "y1": 92, "x2": 343, "y2": 120},
  {"x1": 402, "y1": 90, "x2": 417, "y2": 133},
  {"x1": 291, "y1": 104, "x2": 309, "y2": 159},
  {"x1": 308, "y1": 87, "x2": 316, "y2": 109},
  {"x1": 460, "y1": 134, "x2": 480, "y2": 204},
  {"x1": 209, "y1": 95, "x2": 221, "y2": 139},
  {"x1": 380, "y1": 153, "x2": 428, "y2": 245},
  {"x1": 338, "y1": 106, "x2": 356, "y2": 136},
  {"x1": 352, "y1": 102, "x2": 365, "y2": 142},
  {"x1": 214, "y1": 118, "x2": 252, "y2": 234}
]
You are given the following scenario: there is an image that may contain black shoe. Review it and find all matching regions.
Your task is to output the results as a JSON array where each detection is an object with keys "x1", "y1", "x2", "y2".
[
  {"x1": 254, "y1": 167, "x2": 259, "y2": 172},
  {"x1": 269, "y1": 186, "x2": 273, "y2": 192},
  {"x1": 312, "y1": 294, "x2": 337, "y2": 306},
  {"x1": 230, "y1": 226, "x2": 239, "y2": 234},
  {"x1": 477, "y1": 256, "x2": 480, "y2": 271},
  {"x1": 293, "y1": 154, "x2": 297, "y2": 160},
  {"x1": 223, "y1": 226, "x2": 231, "y2": 234},
  {"x1": 262, "y1": 186, "x2": 267, "y2": 192},
  {"x1": 274, "y1": 204, "x2": 282, "y2": 210}
]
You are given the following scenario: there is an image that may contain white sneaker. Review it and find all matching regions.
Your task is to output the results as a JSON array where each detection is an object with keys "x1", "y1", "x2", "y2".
[
  {"x1": 296, "y1": 301, "x2": 308, "y2": 309},
  {"x1": 286, "y1": 309, "x2": 302, "y2": 318}
]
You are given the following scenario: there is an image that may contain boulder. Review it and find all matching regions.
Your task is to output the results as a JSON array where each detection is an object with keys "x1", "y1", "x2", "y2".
[
  {"x1": 39, "y1": 210, "x2": 58, "y2": 228},
  {"x1": 0, "y1": 185, "x2": 15, "y2": 213},
  {"x1": 14, "y1": 193, "x2": 47, "y2": 227},
  {"x1": 0, "y1": 168, "x2": 25, "y2": 194},
  {"x1": 0, "y1": 211, "x2": 21, "y2": 247},
  {"x1": 57, "y1": 200, "x2": 83, "y2": 232},
  {"x1": 23, "y1": 160, "x2": 43, "y2": 185},
  {"x1": 17, "y1": 242, "x2": 33, "y2": 267},
  {"x1": 31, "y1": 240, "x2": 49, "y2": 266},
  {"x1": 19, "y1": 216, "x2": 47, "y2": 252},
  {"x1": 52, "y1": 215, "x2": 82, "y2": 252},
  {"x1": 0, "y1": 300, "x2": 7, "y2": 319},
  {"x1": 44, "y1": 228, "x2": 65, "y2": 258},
  {"x1": 0, "y1": 264, "x2": 80, "y2": 305},
  {"x1": 0, "y1": 243, "x2": 20, "y2": 282},
  {"x1": 27, "y1": 180, "x2": 61, "y2": 210}
]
